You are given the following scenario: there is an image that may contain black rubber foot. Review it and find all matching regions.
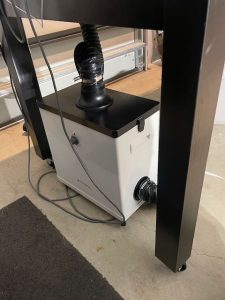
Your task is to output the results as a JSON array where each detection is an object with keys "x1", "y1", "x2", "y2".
[
  {"x1": 178, "y1": 263, "x2": 187, "y2": 272},
  {"x1": 23, "y1": 123, "x2": 27, "y2": 133},
  {"x1": 47, "y1": 158, "x2": 55, "y2": 169},
  {"x1": 121, "y1": 221, "x2": 126, "y2": 226},
  {"x1": 22, "y1": 123, "x2": 29, "y2": 136}
]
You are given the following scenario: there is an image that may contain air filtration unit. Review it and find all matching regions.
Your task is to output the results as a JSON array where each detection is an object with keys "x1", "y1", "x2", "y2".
[{"x1": 39, "y1": 84, "x2": 159, "y2": 221}]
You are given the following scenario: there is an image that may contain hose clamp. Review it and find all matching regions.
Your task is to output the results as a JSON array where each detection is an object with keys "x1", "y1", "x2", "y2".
[{"x1": 82, "y1": 75, "x2": 103, "y2": 85}]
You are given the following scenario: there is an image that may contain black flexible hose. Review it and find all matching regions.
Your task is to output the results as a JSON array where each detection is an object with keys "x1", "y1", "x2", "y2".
[
  {"x1": 80, "y1": 24, "x2": 104, "y2": 66},
  {"x1": 75, "y1": 24, "x2": 104, "y2": 82},
  {"x1": 74, "y1": 24, "x2": 113, "y2": 111}
]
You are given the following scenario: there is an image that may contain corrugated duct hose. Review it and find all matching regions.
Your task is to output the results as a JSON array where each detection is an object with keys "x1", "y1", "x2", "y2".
[{"x1": 74, "y1": 24, "x2": 113, "y2": 112}]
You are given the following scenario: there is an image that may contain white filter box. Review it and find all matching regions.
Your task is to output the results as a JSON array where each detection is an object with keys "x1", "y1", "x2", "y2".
[{"x1": 39, "y1": 84, "x2": 159, "y2": 221}]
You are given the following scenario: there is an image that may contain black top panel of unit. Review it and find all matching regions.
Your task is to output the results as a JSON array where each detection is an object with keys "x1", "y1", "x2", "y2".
[{"x1": 39, "y1": 84, "x2": 159, "y2": 138}]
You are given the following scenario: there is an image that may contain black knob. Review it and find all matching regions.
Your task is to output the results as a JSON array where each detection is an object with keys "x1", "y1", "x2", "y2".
[{"x1": 70, "y1": 134, "x2": 79, "y2": 145}]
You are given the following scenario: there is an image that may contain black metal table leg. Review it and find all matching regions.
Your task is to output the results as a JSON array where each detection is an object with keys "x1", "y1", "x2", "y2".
[
  {"x1": 155, "y1": 0, "x2": 225, "y2": 272},
  {"x1": 0, "y1": 15, "x2": 51, "y2": 160}
]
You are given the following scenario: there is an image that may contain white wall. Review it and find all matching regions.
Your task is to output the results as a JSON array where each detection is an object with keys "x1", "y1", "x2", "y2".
[{"x1": 215, "y1": 65, "x2": 225, "y2": 124}]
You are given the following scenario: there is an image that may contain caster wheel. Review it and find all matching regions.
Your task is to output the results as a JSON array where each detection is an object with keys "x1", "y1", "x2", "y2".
[
  {"x1": 23, "y1": 123, "x2": 27, "y2": 133},
  {"x1": 22, "y1": 123, "x2": 29, "y2": 136},
  {"x1": 178, "y1": 263, "x2": 187, "y2": 272},
  {"x1": 47, "y1": 158, "x2": 55, "y2": 169}
]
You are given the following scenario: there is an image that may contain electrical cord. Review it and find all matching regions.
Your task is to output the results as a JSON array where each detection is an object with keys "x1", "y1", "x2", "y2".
[
  {"x1": 66, "y1": 187, "x2": 115, "y2": 223},
  {"x1": 27, "y1": 131, "x2": 119, "y2": 224},
  {"x1": 37, "y1": 170, "x2": 115, "y2": 222},
  {"x1": 37, "y1": 170, "x2": 78, "y2": 202},
  {"x1": 27, "y1": 134, "x2": 119, "y2": 223},
  {"x1": 24, "y1": 0, "x2": 126, "y2": 225},
  {"x1": 9, "y1": 72, "x2": 119, "y2": 224},
  {"x1": 10, "y1": 74, "x2": 78, "y2": 203},
  {"x1": 0, "y1": 0, "x2": 26, "y2": 43},
  {"x1": 38, "y1": 170, "x2": 115, "y2": 222}
]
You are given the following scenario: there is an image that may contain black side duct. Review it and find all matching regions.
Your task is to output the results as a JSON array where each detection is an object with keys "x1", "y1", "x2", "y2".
[
  {"x1": 74, "y1": 24, "x2": 113, "y2": 112},
  {"x1": 134, "y1": 177, "x2": 157, "y2": 204}
]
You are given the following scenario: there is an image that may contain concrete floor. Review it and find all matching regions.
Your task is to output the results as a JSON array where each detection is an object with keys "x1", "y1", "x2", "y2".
[{"x1": 0, "y1": 68, "x2": 225, "y2": 300}]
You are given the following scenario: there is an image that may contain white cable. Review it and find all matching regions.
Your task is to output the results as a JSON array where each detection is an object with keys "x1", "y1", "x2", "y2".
[
  {"x1": 205, "y1": 171, "x2": 225, "y2": 181},
  {"x1": 0, "y1": 0, "x2": 26, "y2": 43}
]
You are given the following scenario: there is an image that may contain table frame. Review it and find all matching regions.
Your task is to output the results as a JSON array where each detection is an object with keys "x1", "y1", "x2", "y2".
[{"x1": 1, "y1": 0, "x2": 225, "y2": 272}]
